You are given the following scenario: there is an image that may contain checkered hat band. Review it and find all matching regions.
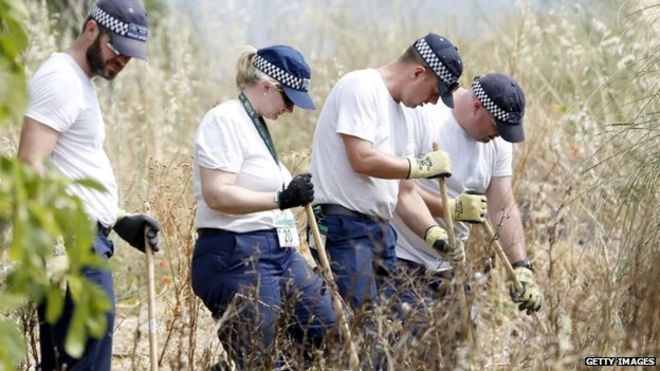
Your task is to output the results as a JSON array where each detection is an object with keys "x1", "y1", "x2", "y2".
[
  {"x1": 90, "y1": 5, "x2": 129, "y2": 36},
  {"x1": 472, "y1": 79, "x2": 511, "y2": 122},
  {"x1": 414, "y1": 39, "x2": 457, "y2": 86},
  {"x1": 89, "y1": 5, "x2": 147, "y2": 41},
  {"x1": 253, "y1": 55, "x2": 310, "y2": 91}
]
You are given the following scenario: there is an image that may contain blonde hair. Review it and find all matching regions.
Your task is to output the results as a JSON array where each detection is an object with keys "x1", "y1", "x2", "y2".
[{"x1": 235, "y1": 45, "x2": 279, "y2": 90}]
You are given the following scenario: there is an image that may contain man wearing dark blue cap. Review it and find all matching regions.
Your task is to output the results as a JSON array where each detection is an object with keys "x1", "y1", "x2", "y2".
[
  {"x1": 17, "y1": 0, "x2": 159, "y2": 369},
  {"x1": 309, "y1": 33, "x2": 465, "y2": 310},
  {"x1": 393, "y1": 73, "x2": 543, "y2": 314}
]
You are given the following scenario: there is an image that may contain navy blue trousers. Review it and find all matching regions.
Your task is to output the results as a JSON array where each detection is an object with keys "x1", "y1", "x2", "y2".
[
  {"x1": 191, "y1": 229, "x2": 336, "y2": 367},
  {"x1": 320, "y1": 214, "x2": 398, "y2": 310},
  {"x1": 38, "y1": 231, "x2": 115, "y2": 371}
]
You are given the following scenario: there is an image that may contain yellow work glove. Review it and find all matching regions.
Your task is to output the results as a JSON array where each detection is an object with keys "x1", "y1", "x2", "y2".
[
  {"x1": 407, "y1": 149, "x2": 452, "y2": 179},
  {"x1": 447, "y1": 193, "x2": 487, "y2": 223},
  {"x1": 424, "y1": 225, "x2": 465, "y2": 265},
  {"x1": 509, "y1": 266, "x2": 543, "y2": 314}
]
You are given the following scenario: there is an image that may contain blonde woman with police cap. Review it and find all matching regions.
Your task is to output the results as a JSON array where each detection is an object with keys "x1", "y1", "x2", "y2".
[
  {"x1": 394, "y1": 73, "x2": 543, "y2": 314},
  {"x1": 191, "y1": 45, "x2": 336, "y2": 368}
]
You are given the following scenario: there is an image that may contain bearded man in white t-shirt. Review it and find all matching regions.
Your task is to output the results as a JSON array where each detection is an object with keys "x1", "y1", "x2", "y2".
[
  {"x1": 17, "y1": 1, "x2": 160, "y2": 369},
  {"x1": 394, "y1": 73, "x2": 543, "y2": 315},
  {"x1": 310, "y1": 33, "x2": 466, "y2": 310}
]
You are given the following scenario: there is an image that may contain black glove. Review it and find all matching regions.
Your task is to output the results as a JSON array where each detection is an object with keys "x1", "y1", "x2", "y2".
[
  {"x1": 277, "y1": 173, "x2": 314, "y2": 210},
  {"x1": 113, "y1": 214, "x2": 160, "y2": 252}
]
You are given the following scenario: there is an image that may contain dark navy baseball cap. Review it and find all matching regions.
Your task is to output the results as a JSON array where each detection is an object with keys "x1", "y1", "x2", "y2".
[
  {"x1": 253, "y1": 45, "x2": 315, "y2": 110},
  {"x1": 89, "y1": 0, "x2": 149, "y2": 60},
  {"x1": 413, "y1": 33, "x2": 463, "y2": 108},
  {"x1": 472, "y1": 73, "x2": 526, "y2": 143}
]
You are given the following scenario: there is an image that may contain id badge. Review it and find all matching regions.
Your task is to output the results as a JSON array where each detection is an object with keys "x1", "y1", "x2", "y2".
[{"x1": 274, "y1": 211, "x2": 300, "y2": 248}]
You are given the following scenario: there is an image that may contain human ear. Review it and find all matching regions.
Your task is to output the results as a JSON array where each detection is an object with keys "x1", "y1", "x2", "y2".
[
  {"x1": 83, "y1": 19, "x2": 101, "y2": 41},
  {"x1": 412, "y1": 66, "x2": 427, "y2": 79}
]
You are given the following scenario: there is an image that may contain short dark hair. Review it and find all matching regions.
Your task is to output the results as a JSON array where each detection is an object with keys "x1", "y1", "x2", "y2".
[
  {"x1": 400, "y1": 45, "x2": 434, "y2": 76},
  {"x1": 80, "y1": 16, "x2": 111, "y2": 35}
]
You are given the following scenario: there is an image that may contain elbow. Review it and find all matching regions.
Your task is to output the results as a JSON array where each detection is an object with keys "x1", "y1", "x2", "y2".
[
  {"x1": 202, "y1": 191, "x2": 224, "y2": 211},
  {"x1": 17, "y1": 152, "x2": 44, "y2": 174},
  {"x1": 349, "y1": 157, "x2": 373, "y2": 175}
]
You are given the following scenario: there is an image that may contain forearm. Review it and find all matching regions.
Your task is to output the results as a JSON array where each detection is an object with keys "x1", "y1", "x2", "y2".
[
  {"x1": 342, "y1": 134, "x2": 409, "y2": 179},
  {"x1": 488, "y1": 204, "x2": 527, "y2": 263},
  {"x1": 417, "y1": 184, "x2": 445, "y2": 217},
  {"x1": 350, "y1": 150, "x2": 409, "y2": 179},
  {"x1": 204, "y1": 184, "x2": 278, "y2": 214},
  {"x1": 395, "y1": 180, "x2": 437, "y2": 238}
]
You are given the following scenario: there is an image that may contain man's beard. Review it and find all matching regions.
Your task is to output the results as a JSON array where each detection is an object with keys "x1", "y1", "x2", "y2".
[{"x1": 86, "y1": 33, "x2": 117, "y2": 80}]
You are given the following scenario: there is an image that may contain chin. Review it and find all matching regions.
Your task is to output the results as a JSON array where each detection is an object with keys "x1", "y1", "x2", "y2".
[
  {"x1": 96, "y1": 70, "x2": 117, "y2": 81},
  {"x1": 96, "y1": 64, "x2": 122, "y2": 80}
]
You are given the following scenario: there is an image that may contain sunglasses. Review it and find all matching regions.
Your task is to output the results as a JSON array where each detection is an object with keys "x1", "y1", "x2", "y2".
[{"x1": 103, "y1": 31, "x2": 122, "y2": 56}]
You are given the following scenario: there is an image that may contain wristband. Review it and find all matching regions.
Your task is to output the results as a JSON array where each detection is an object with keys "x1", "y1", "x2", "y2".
[{"x1": 512, "y1": 259, "x2": 534, "y2": 272}]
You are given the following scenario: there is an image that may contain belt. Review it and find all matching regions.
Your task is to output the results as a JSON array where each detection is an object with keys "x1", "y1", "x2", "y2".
[
  {"x1": 318, "y1": 204, "x2": 386, "y2": 223},
  {"x1": 196, "y1": 228, "x2": 233, "y2": 237},
  {"x1": 398, "y1": 258, "x2": 454, "y2": 280},
  {"x1": 97, "y1": 222, "x2": 112, "y2": 237}
]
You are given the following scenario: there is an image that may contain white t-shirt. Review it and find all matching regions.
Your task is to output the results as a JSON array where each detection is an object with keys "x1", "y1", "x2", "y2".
[
  {"x1": 393, "y1": 103, "x2": 513, "y2": 271},
  {"x1": 24, "y1": 53, "x2": 119, "y2": 227},
  {"x1": 310, "y1": 69, "x2": 411, "y2": 220},
  {"x1": 193, "y1": 99, "x2": 296, "y2": 232}
]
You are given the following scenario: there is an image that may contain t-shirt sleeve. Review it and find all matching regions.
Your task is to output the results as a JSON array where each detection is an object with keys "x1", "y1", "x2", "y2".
[
  {"x1": 493, "y1": 140, "x2": 513, "y2": 177},
  {"x1": 194, "y1": 111, "x2": 244, "y2": 173},
  {"x1": 24, "y1": 68, "x2": 83, "y2": 133},
  {"x1": 335, "y1": 77, "x2": 379, "y2": 143}
]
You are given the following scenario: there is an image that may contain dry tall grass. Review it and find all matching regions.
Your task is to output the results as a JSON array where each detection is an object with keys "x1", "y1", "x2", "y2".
[{"x1": 2, "y1": 0, "x2": 658, "y2": 369}]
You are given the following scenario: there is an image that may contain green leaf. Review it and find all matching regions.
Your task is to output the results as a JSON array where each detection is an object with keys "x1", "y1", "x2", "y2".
[
  {"x1": 0, "y1": 292, "x2": 26, "y2": 312},
  {"x1": 45, "y1": 286, "x2": 66, "y2": 324},
  {"x1": 85, "y1": 310, "x2": 108, "y2": 339},
  {"x1": 64, "y1": 313, "x2": 86, "y2": 359},
  {"x1": 0, "y1": 319, "x2": 27, "y2": 369},
  {"x1": 6, "y1": 0, "x2": 29, "y2": 19}
]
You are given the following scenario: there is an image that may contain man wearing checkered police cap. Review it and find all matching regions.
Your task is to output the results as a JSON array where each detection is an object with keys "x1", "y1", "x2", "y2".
[
  {"x1": 393, "y1": 72, "x2": 543, "y2": 316},
  {"x1": 412, "y1": 32, "x2": 463, "y2": 108},
  {"x1": 472, "y1": 73, "x2": 526, "y2": 142},
  {"x1": 17, "y1": 0, "x2": 160, "y2": 369},
  {"x1": 89, "y1": 0, "x2": 149, "y2": 60},
  {"x1": 309, "y1": 34, "x2": 465, "y2": 311}
]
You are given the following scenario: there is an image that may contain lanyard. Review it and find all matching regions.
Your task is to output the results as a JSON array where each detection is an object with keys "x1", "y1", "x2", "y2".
[{"x1": 238, "y1": 92, "x2": 280, "y2": 165}]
